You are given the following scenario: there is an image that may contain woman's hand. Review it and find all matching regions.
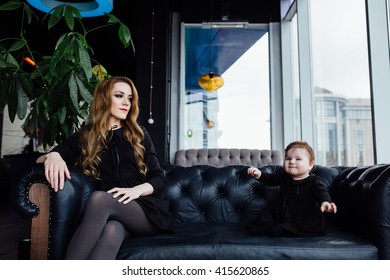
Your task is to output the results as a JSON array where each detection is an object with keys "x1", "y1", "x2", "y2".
[
  {"x1": 320, "y1": 201, "x2": 337, "y2": 213},
  {"x1": 44, "y1": 152, "x2": 71, "y2": 192},
  {"x1": 108, "y1": 187, "x2": 142, "y2": 204},
  {"x1": 108, "y1": 183, "x2": 154, "y2": 204}
]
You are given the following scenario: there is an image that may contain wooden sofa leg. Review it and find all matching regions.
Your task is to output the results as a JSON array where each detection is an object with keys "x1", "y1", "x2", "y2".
[{"x1": 28, "y1": 183, "x2": 50, "y2": 260}]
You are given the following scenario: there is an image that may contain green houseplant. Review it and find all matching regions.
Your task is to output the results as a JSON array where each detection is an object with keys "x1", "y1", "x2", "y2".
[{"x1": 0, "y1": 0, "x2": 134, "y2": 147}]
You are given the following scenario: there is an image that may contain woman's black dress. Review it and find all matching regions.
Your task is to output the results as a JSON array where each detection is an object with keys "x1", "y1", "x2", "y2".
[{"x1": 52, "y1": 127, "x2": 172, "y2": 233}]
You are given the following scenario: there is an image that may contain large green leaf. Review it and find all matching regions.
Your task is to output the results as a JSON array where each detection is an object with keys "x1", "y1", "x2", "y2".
[
  {"x1": 23, "y1": 108, "x2": 38, "y2": 134},
  {"x1": 58, "y1": 106, "x2": 67, "y2": 124},
  {"x1": 107, "y1": 14, "x2": 120, "y2": 24},
  {"x1": 16, "y1": 78, "x2": 29, "y2": 119},
  {"x1": 119, "y1": 23, "x2": 134, "y2": 52},
  {"x1": 22, "y1": 2, "x2": 34, "y2": 24},
  {"x1": 67, "y1": 5, "x2": 81, "y2": 19},
  {"x1": 55, "y1": 33, "x2": 69, "y2": 50},
  {"x1": 107, "y1": 14, "x2": 134, "y2": 53},
  {"x1": 48, "y1": 115, "x2": 58, "y2": 146},
  {"x1": 0, "y1": 0, "x2": 23, "y2": 10},
  {"x1": 63, "y1": 5, "x2": 75, "y2": 31},
  {"x1": 50, "y1": 35, "x2": 71, "y2": 73},
  {"x1": 75, "y1": 75, "x2": 93, "y2": 103},
  {"x1": 76, "y1": 39, "x2": 92, "y2": 79},
  {"x1": 18, "y1": 73, "x2": 33, "y2": 98},
  {"x1": 61, "y1": 120, "x2": 70, "y2": 137},
  {"x1": 48, "y1": 5, "x2": 64, "y2": 30},
  {"x1": 68, "y1": 73, "x2": 79, "y2": 111},
  {"x1": 0, "y1": 59, "x2": 6, "y2": 69},
  {"x1": 7, "y1": 77, "x2": 18, "y2": 122},
  {"x1": 9, "y1": 39, "x2": 26, "y2": 52},
  {"x1": 5, "y1": 53, "x2": 19, "y2": 67},
  {"x1": 35, "y1": 95, "x2": 47, "y2": 117}
]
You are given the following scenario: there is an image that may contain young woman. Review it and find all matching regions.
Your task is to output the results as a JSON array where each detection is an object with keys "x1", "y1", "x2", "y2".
[
  {"x1": 41, "y1": 76, "x2": 172, "y2": 259},
  {"x1": 247, "y1": 141, "x2": 337, "y2": 237}
]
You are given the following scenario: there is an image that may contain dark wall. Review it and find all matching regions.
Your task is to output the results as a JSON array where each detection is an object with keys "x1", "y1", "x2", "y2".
[
  {"x1": 128, "y1": 0, "x2": 280, "y2": 164},
  {"x1": 133, "y1": 0, "x2": 171, "y2": 164},
  {"x1": 69, "y1": 0, "x2": 170, "y2": 164}
]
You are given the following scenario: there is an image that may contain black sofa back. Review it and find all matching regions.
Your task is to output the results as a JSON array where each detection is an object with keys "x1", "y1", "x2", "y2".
[{"x1": 163, "y1": 164, "x2": 280, "y2": 224}]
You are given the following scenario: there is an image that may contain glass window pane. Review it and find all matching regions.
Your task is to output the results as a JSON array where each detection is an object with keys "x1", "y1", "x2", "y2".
[
  {"x1": 291, "y1": 14, "x2": 301, "y2": 140},
  {"x1": 310, "y1": 0, "x2": 374, "y2": 166},
  {"x1": 388, "y1": 0, "x2": 390, "y2": 43},
  {"x1": 181, "y1": 25, "x2": 270, "y2": 149}
]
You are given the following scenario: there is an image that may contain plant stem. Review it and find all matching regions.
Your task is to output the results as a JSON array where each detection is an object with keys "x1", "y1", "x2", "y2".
[{"x1": 86, "y1": 24, "x2": 116, "y2": 36}]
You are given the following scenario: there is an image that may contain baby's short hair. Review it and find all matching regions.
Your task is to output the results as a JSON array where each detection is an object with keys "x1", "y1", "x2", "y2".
[{"x1": 285, "y1": 141, "x2": 315, "y2": 163}]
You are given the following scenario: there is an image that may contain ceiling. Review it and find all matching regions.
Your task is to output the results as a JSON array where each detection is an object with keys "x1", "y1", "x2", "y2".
[
  {"x1": 171, "y1": 0, "x2": 281, "y2": 23},
  {"x1": 32, "y1": 0, "x2": 281, "y2": 22}
]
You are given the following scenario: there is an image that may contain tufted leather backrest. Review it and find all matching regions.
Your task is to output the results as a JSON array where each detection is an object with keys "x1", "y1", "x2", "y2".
[
  {"x1": 332, "y1": 165, "x2": 390, "y2": 228},
  {"x1": 161, "y1": 164, "x2": 351, "y2": 225},
  {"x1": 174, "y1": 148, "x2": 283, "y2": 167},
  {"x1": 330, "y1": 164, "x2": 390, "y2": 259},
  {"x1": 162, "y1": 164, "x2": 281, "y2": 224}
]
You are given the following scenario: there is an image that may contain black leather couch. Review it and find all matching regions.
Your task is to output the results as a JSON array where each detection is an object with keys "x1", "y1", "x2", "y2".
[{"x1": 15, "y1": 163, "x2": 390, "y2": 260}]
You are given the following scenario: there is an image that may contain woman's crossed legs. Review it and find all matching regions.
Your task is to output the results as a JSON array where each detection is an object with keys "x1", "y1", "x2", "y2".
[{"x1": 65, "y1": 191, "x2": 159, "y2": 260}]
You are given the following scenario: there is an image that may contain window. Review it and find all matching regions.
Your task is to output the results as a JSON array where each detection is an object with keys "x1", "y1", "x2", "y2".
[
  {"x1": 180, "y1": 24, "x2": 270, "y2": 149},
  {"x1": 388, "y1": 0, "x2": 390, "y2": 44},
  {"x1": 281, "y1": 0, "x2": 376, "y2": 165},
  {"x1": 324, "y1": 101, "x2": 336, "y2": 117},
  {"x1": 309, "y1": 0, "x2": 374, "y2": 166}
]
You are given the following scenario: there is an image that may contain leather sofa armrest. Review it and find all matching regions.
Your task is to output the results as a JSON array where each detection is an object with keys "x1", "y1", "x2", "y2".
[
  {"x1": 333, "y1": 164, "x2": 390, "y2": 259},
  {"x1": 14, "y1": 163, "x2": 95, "y2": 259},
  {"x1": 14, "y1": 163, "x2": 48, "y2": 218}
]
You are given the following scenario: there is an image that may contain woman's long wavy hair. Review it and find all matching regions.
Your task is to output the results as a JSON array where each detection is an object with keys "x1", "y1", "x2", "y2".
[{"x1": 78, "y1": 76, "x2": 147, "y2": 179}]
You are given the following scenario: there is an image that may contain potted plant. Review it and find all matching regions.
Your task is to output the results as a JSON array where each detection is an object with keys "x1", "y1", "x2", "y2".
[{"x1": 0, "y1": 0, "x2": 134, "y2": 147}]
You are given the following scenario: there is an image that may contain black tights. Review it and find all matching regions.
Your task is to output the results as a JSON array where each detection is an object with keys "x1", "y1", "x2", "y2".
[{"x1": 65, "y1": 191, "x2": 160, "y2": 260}]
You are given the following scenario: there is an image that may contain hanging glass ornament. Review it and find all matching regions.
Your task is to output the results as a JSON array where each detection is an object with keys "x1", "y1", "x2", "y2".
[{"x1": 198, "y1": 71, "x2": 224, "y2": 92}]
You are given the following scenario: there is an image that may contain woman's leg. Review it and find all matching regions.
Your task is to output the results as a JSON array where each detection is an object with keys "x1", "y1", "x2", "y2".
[
  {"x1": 65, "y1": 191, "x2": 160, "y2": 260},
  {"x1": 87, "y1": 220, "x2": 128, "y2": 260}
]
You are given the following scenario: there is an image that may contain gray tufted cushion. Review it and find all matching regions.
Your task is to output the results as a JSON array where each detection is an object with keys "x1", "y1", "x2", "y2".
[{"x1": 174, "y1": 148, "x2": 283, "y2": 167}]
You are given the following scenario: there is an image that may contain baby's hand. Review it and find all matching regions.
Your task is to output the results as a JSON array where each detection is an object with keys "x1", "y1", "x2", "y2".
[
  {"x1": 247, "y1": 167, "x2": 261, "y2": 179},
  {"x1": 320, "y1": 202, "x2": 337, "y2": 213}
]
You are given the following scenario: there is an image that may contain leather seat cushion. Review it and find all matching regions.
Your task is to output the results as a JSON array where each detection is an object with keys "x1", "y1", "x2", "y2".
[{"x1": 116, "y1": 223, "x2": 378, "y2": 260}]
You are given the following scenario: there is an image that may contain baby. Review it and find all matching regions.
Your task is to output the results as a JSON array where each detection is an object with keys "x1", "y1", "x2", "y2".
[{"x1": 247, "y1": 141, "x2": 337, "y2": 237}]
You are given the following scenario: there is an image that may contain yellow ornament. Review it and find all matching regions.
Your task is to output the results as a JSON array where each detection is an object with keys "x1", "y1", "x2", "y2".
[{"x1": 198, "y1": 72, "x2": 224, "y2": 92}]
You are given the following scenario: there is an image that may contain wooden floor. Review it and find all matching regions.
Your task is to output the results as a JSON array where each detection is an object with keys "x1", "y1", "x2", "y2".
[{"x1": 0, "y1": 199, "x2": 31, "y2": 260}]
